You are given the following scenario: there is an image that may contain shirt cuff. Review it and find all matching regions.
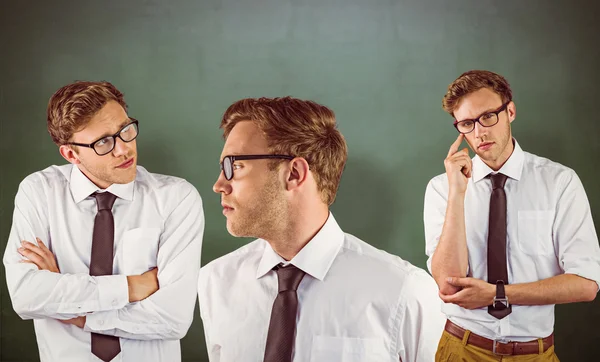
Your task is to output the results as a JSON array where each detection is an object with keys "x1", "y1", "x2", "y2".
[
  {"x1": 96, "y1": 274, "x2": 129, "y2": 311},
  {"x1": 84, "y1": 308, "x2": 173, "y2": 335},
  {"x1": 85, "y1": 309, "x2": 119, "y2": 333}
]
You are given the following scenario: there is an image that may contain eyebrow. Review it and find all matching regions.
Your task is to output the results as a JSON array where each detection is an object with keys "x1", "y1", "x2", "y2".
[
  {"x1": 219, "y1": 153, "x2": 244, "y2": 162},
  {"x1": 96, "y1": 118, "x2": 133, "y2": 139}
]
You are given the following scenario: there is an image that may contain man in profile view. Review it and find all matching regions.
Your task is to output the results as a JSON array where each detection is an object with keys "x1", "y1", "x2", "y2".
[{"x1": 199, "y1": 96, "x2": 445, "y2": 361}]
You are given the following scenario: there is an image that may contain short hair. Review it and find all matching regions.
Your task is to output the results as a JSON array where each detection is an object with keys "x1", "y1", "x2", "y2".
[
  {"x1": 442, "y1": 70, "x2": 512, "y2": 116},
  {"x1": 47, "y1": 81, "x2": 127, "y2": 145},
  {"x1": 221, "y1": 97, "x2": 348, "y2": 205}
]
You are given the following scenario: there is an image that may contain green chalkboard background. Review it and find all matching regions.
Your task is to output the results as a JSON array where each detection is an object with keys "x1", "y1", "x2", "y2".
[{"x1": 1, "y1": 1, "x2": 599, "y2": 361}]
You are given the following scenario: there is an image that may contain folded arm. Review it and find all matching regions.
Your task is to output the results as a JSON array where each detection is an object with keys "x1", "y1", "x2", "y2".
[
  {"x1": 3, "y1": 183, "x2": 130, "y2": 320},
  {"x1": 84, "y1": 184, "x2": 205, "y2": 340}
]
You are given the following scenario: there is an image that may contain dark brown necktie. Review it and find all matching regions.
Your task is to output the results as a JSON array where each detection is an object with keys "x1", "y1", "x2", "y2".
[
  {"x1": 487, "y1": 173, "x2": 512, "y2": 319},
  {"x1": 90, "y1": 192, "x2": 121, "y2": 362},
  {"x1": 263, "y1": 264, "x2": 306, "y2": 362}
]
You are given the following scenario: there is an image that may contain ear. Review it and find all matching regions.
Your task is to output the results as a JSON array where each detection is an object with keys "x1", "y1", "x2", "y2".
[
  {"x1": 59, "y1": 145, "x2": 81, "y2": 165},
  {"x1": 285, "y1": 157, "x2": 310, "y2": 191},
  {"x1": 507, "y1": 101, "x2": 516, "y2": 123}
]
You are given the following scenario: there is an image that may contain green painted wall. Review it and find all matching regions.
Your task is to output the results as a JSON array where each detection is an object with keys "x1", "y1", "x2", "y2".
[{"x1": 1, "y1": 1, "x2": 598, "y2": 361}]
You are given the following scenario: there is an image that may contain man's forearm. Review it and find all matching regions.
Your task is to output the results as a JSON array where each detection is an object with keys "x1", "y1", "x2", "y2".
[
  {"x1": 506, "y1": 273, "x2": 598, "y2": 305},
  {"x1": 85, "y1": 267, "x2": 199, "y2": 341},
  {"x1": 431, "y1": 193, "x2": 469, "y2": 294},
  {"x1": 5, "y1": 267, "x2": 129, "y2": 320}
]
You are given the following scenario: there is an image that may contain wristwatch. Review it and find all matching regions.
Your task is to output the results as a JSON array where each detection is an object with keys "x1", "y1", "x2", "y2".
[{"x1": 492, "y1": 281, "x2": 509, "y2": 309}]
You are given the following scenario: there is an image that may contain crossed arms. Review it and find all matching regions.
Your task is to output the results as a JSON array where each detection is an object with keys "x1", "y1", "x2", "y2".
[{"x1": 3, "y1": 180, "x2": 205, "y2": 340}]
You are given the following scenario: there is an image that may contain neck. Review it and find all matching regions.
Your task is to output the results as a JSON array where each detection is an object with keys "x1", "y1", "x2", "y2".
[
  {"x1": 484, "y1": 138, "x2": 515, "y2": 171},
  {"x1": 265, "y1": 203, "x2": 330, "y2": 261},
  {"x1": 77, "y1": 164, "x2": 112, "y2": 189}
]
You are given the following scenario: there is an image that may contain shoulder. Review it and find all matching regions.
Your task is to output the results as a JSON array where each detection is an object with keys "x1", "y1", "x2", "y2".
[
  {"x1": 199, "y1": 239, "x2": 265, "y2": 290},
  {"x1": 523, "y1": 151, "x2": 573, "y2": 175},
  {"x1": 135, "y1": 165, "x2": 201, "y2": 202},
  {"x1": 522, "y1": 152, "x2": 580, "y2": 190},
  {"x1": 337, "y1": 234, "x2": 439, "y2": 307},
  {"x1": 340, "y1": 233, "x2": 434, "y2": 286},
  {"x1": 17, "y1": 165, "x2": 70, "y2": 197},
  {"x1": 426, "y1": 172, "x2": 448, "y2": 196}
]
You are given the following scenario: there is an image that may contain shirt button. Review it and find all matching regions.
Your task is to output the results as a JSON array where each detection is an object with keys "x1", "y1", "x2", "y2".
[
  {"x1": 98, "y1": 320, "x2": 104, "y2": 326},
  {"x1": 112, "y1": 299, "x2": 118, "y2": 306}
]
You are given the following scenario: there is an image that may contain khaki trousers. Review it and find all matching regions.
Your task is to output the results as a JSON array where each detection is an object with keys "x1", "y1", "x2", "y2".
[{"x1": 435, "y1": 330, "x2": 560, "y2": 362}]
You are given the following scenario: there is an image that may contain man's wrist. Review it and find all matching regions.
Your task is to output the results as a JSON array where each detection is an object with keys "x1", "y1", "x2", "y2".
[
  {"x1": 448, "y1": 190, "x2": 467, "y2": 202},
  {"x1": 488, "y1": 282, "x2": 496, "y2": 305},
  {"x1": 127, "y1": 275, "x2": 138, "y2": 302},
  {"x1": 491, "y1": 282, "x2": 509, "y2": 308}
]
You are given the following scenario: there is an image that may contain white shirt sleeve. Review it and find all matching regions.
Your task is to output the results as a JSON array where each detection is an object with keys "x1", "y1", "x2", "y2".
[
  {"x1": 396, "y1": 269, "x2": 446, "y2": 362},
  {"x1": 198, "y1": 266, "x2": 221, "y2": 362},
  {"x1": 554, "y1": 170, "x2": 600, "y2": 289},
  {"x1": 3, "y1": 179, "x2": 129, "y2": 320},
  {"x1": 84, "y1": 184, "x2": 205, "y2": 340},
  {"x1": 423, "y1": 177, "x2": 448, "y2": 275}
]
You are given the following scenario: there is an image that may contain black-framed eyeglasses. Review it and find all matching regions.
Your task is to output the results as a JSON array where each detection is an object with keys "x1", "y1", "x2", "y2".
[
  {"x1": 68, "y1": 119, "x2": 139, "y2": 156},
  {"x1": 453, "y1": 102, "x2": 510, "y2": 134},
  {"x1": 220, "y1": 154, "x2": 294, "y2": 180}
]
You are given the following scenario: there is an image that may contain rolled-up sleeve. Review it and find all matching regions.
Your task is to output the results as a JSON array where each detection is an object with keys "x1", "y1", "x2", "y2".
[
  {"x1": 554, "y1": 170, "x2": 600, "y2": 289},
  {"x1": 423, "y1": 176, "x2": 448, "y2": 275}
]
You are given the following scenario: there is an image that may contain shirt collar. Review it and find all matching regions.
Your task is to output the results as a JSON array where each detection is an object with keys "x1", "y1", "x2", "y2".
[
  {"x1": 472, "y1": 138, "x2": 524, "y2": 183},
  {"x1": 255, "y1": 212, "x2": 345, "y2": 281},
  {"x1": 69, "y1": 164, "x2": 135, "y2": 203}
]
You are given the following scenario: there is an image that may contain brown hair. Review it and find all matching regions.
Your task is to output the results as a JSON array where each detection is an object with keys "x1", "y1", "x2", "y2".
[
  {"x1": 221, "y1": 97, "x2": 348, "y2": 205},
  {"x1": 47, "y1": 81, "x2": 127, "y2": 145},
  {"x1": 442, "y1": 70, "x2": 512, "y2": 116}
]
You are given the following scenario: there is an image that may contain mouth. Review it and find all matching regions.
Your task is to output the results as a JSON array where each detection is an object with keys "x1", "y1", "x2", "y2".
[
  {"x1": 222, "y1": 203, "x2": 234, "y2": 215},
  {"x1": 116, "y1": 158, "x2": 135, "y2": 169},
  {"x1": 478, "y1": 142, "x2": 494, "y2": 151}
]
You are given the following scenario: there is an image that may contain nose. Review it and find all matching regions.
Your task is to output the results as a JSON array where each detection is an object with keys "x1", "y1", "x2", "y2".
[
  {"x1": 473, "y1": 121, "x2": 486, "y2": 139},
  {"x1": 112, "y1": 137, "x2": 130, "y2": 157},
  {"x1": 213, "y1": 171, "x2": 232, "y2": 195}
]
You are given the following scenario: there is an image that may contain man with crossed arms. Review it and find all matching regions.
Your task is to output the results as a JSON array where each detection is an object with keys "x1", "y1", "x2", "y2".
[{"x1": 4, "y1": 81, "x2": 204, "y2": 362}]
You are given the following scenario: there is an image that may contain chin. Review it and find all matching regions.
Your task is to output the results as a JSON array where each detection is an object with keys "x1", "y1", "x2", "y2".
[
  {"x1": 225, "y1": 219, "x2": 238, "y2": 236},
  {"x1": 118, "y1": 168, "x2": 137, "y2": 184},
  {"x1": 226, "y1": 220, "x2": 255, "y2": 238},
  {"x1": 226, "y1": 224, "x2": 243, "y2": 238},
  {"x1": 109, "y1": 174, "x2": 136, "y2": 185}
]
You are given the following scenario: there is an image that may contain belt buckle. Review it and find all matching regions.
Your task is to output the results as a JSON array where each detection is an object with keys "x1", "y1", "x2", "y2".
[{"x1": 492, "y1": 339, "x2": 513, "y2": 356}]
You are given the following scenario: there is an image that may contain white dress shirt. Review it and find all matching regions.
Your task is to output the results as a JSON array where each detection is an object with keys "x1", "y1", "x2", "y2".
[
  {"x1": 424, "y1": 140, "x2": 600, "y2": 341},
  {"x1": 3, "y1": 164, "x2": 204, "y2": 362},
  {"x1": 198, "y1": 213, "x2": 445, "y2": 362}
]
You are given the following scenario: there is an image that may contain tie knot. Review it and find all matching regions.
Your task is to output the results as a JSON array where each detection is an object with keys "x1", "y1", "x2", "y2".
[
  {"x1": 489, "y1": 173, "x2": 508, "y2": 190},
  {"x1": 93, "y1": 192, "x2": 117, "y2": 211},
  {"x1": 275, "y1": 264, "x2": 306, "y2": 293}
]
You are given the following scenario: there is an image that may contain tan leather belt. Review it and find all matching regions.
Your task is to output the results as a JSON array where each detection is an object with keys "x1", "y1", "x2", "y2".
[{"x1": 445, "y1": 320, "x2": 554, "y2": 356}]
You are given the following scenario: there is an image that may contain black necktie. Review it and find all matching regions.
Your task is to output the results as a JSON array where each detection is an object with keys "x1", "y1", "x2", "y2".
[
  {"x1": 487, "y1": 173, "x2": 512, "y2": 319},
  {"x1": 263, "y1": 264, "x2": 306, "y2": 362},
  {"x1": 90, "y1": 192, "x2": 121, "y2": 362}
]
